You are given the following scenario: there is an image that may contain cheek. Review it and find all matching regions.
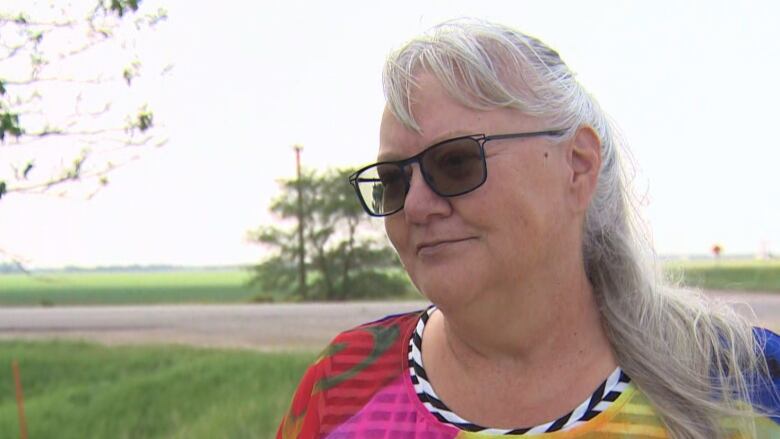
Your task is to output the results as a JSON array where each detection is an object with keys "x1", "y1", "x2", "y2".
[
  {"x1": 384, "y1": 216, "x2": 407, "y2": 253},
  {"x1": 470, "y1": 166, "x2": 529, "y2": 227},
  {"x1": 474, "y1": 164, "x2": 556, "y2": 249}
]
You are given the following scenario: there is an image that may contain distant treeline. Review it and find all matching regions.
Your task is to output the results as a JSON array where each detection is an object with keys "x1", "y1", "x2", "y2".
[
  {"x1": 0, "y1": 263, "x2": 250, "y2": 275},
  {"x1": 0, "y1": 263, "x2": 23, "y2": 274}
]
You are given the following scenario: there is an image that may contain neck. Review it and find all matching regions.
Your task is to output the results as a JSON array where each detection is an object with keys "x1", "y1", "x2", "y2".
[
  {"x1": 419, "y1": 240, "x2": 619, "y2": 427},
  {"x1": 430, "y1": 259, "x2": 615, "y2": 376}
]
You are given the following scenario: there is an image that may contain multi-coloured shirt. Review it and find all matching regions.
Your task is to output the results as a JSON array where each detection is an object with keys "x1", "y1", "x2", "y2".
[{"x1": 277, "y1": 310, "x2": 780, "y2": 438}]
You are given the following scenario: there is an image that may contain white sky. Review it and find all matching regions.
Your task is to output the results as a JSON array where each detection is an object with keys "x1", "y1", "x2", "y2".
[{"x1": 1, "y1": 0, "x2": 779, "y2": 268}]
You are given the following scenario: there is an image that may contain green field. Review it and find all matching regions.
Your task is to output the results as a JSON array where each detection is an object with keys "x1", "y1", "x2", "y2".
[
  {"x1": 0, "y1": 341, "x2": 312, "y2": 438},
  {"x1": 0, "y1": 270, "x2": 258, "y2": 306},
  {"x1": 0, "y1": 260, "x2": 777, "y2": 307},
  {"x1": 0, "y1": 269, "x2": 421, "y2": 306},
  {"x1": 665, "y1": 259, "x2": 780, "y2": 292}
]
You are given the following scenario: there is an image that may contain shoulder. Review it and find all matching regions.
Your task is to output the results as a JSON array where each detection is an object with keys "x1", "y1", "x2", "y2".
[
  {"x1": 330, "y1": 309, "x2": 422, "y2": 347},
  {"x1": 318, "y1": 309, "x2": 421, "y2": 386},
  {"x1": 308, "y1": 308, "x2": 423, "y2": 382},
  {"x1": 754, "y1": 327, "x2": 780, "y2": 379},
  {"x1": 752, "y1": 327, "x2": 780, "y2": 423},
  {"x1": 755, "y1": 327, "x2": 780, "y2": 357},
  {"x1": 277, "y1": 309, "x2": 424, "y2": 439}
]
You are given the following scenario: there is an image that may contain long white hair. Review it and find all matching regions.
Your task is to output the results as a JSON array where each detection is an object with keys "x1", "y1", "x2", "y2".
[{"x1": 382, "y1": 19, "x2": 775, "y2": 439}]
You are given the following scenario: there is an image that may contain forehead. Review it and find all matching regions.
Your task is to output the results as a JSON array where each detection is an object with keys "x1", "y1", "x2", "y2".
[{"x1": 378, "y1": 74, "x2": 537, "y2": 161}]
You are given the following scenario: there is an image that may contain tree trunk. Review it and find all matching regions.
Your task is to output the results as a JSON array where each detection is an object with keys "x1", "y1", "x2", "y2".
[
  {"x1": 340, "y1": 220, "x2": 357, "y2": 300},
  {"x1": 314, "y1": 244, "x2": 334, "y2": 300}
]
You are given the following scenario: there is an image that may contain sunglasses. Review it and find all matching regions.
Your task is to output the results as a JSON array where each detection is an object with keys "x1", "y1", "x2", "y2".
[{"x1": 348, "y1": 129, "x2": 566, "y2": 217}]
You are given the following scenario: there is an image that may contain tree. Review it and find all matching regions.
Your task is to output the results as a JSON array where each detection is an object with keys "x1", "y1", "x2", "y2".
[
  {"x1": 0, "y1": 0, "x2": 167, "y2": 201},
  {"x1": 248, "y1": 167, "x2": 414, "y2": 301}
]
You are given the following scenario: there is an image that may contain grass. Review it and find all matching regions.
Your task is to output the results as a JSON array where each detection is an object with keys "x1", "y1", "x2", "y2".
[
  {"x1": 0, "y1": 270, "x2": 258, "y2": 306},
  {"x1": 0, "y1": 261, "x2": 777, "y2": 307},
  {"x1": 0, "y1": 341, "x2": 313, "y2": 439},
  {"x1": 664, "y1": 259, "x2": 780, "y2": 292},
  {"x1": 0, "y1": 268, "x2": 422, "y2": 306}
]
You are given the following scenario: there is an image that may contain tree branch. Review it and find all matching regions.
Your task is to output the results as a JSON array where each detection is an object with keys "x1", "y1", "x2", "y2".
[
  {"x1": 4, "y1": 153, "x2": 138, "y2": 196},
  {"x1": 0, "y1": 248, "x2": 31, "y2": 275},
  {"x1": 2, "y1": 76, "x2": 111, "y2": 85},
  {"x1": 0, "y1": 15, "x2": 76, "y2": 28},
  {"x1": 0, "y1": 42, "x2": 28, "y2": 61}
]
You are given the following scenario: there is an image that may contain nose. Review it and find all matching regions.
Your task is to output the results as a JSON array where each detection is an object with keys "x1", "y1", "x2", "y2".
[{"x1": 402, "y1": 163, "x2": 452, "y2": 223}]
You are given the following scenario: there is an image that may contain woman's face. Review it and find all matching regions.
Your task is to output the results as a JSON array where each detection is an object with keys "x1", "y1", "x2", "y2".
[{"x1": 380, "y1": 74, "x2": 589, "y2": 310}]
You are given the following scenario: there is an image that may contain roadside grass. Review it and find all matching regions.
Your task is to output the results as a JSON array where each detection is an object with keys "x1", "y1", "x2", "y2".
[
  {"x1": 0, "y1": 270, "x2": 257, "y2": 306},
  {"x1": 1, "y1": 260, "x2": 776, "y2": 307},
  {"x1": 0, "y1": 269, "x2": 421, "y2": 306},
  {"x1": 0, "y1": 341, "x2": 313, "y2": 439},
  {"x1": 665, "y1": 259, "x2": 780, "y2": 292}
]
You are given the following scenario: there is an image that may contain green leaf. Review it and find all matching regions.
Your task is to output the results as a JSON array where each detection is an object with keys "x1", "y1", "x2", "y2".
[
  {"x1": 0, "y1": 112, "x2": 23, "y2": 141},
  {"x1": 0, "y1": 80, "x2": 5, "y2": 96},
  {"x1": 22, "y1": 162, "x2": 34, "y2": 179},
  {"x1": 136, "y1": 111, "x2": 153, "y2": 131},
  {"x1": 109, "y1": 0, "x2": 141, "y2": 17},
  {"x1": 0, "y1": 181, "x2": 6, "y2": 200},
  {"x1": 123, "y1": 68, "x2": 133, "y2": 85}
]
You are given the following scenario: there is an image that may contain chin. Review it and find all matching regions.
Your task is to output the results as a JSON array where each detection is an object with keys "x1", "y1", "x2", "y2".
[{"x1": 412, "y1": 272, "x2": 479, "y2": 310}]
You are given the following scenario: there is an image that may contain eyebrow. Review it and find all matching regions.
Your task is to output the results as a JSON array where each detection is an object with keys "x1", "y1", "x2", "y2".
[{"x1": 376, "y1": 131, "x2": 474, "y2": 163}]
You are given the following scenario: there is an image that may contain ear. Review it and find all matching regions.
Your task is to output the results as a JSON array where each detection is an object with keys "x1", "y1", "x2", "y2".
[{"x1": 567, "y1": 125, "x2": 601, "y2": 213}]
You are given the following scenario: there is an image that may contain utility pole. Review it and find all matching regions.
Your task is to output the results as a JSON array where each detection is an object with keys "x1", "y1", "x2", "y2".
[{"x1": 293, "y1": 144, "x2": 307, "y2": 299}]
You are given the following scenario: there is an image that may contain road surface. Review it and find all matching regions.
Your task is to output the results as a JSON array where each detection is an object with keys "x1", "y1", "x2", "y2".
[{"x1": 0, "y1": 292, "x2": 778, "y2": 351}]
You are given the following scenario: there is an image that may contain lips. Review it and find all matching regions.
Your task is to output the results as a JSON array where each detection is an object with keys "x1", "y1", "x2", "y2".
[{"x1": 416, "y1": 237, "x2": 476, "y2": 255}]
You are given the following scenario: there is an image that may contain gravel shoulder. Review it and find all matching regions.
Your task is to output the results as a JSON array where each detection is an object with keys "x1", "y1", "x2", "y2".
[{"x1": 0, "y1": 292, "x2": 777, "y2": 351}]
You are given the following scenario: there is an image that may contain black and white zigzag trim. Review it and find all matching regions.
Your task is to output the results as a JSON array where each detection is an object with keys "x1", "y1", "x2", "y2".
[{"x1": 408, "y1": 307, "x2": 631, "y2": 435}]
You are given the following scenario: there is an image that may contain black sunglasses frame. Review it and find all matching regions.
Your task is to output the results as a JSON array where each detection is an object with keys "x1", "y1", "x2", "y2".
[{"x1": 348, "y1": 129, "x2": 567, "y2": 217}]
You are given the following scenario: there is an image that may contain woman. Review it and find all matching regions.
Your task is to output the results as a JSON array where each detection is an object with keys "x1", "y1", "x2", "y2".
[{"x1": 277, "y1": 19, "x2": 779, "y2": 438}]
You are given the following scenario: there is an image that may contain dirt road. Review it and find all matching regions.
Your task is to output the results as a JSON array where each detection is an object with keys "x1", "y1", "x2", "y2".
[
  {"x1": 1, "y1": 292, "x2": 778, "y2": 351},
  {"x1": 0, "y1": 301, "x2": 426, "y2": 351}
]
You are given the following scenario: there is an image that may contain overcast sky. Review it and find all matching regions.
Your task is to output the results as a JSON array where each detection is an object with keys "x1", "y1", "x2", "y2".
[{"x1": 1, "y1": 0, "x2": 779, "y2": 268}]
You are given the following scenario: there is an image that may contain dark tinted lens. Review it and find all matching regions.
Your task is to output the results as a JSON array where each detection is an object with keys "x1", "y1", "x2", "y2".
[
  {"x1": 355, "y1": 164, "x2": 407, "y2": 215},
  {"x1": 422, "y1": 137, "x2": 485, "y2": 195}
]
